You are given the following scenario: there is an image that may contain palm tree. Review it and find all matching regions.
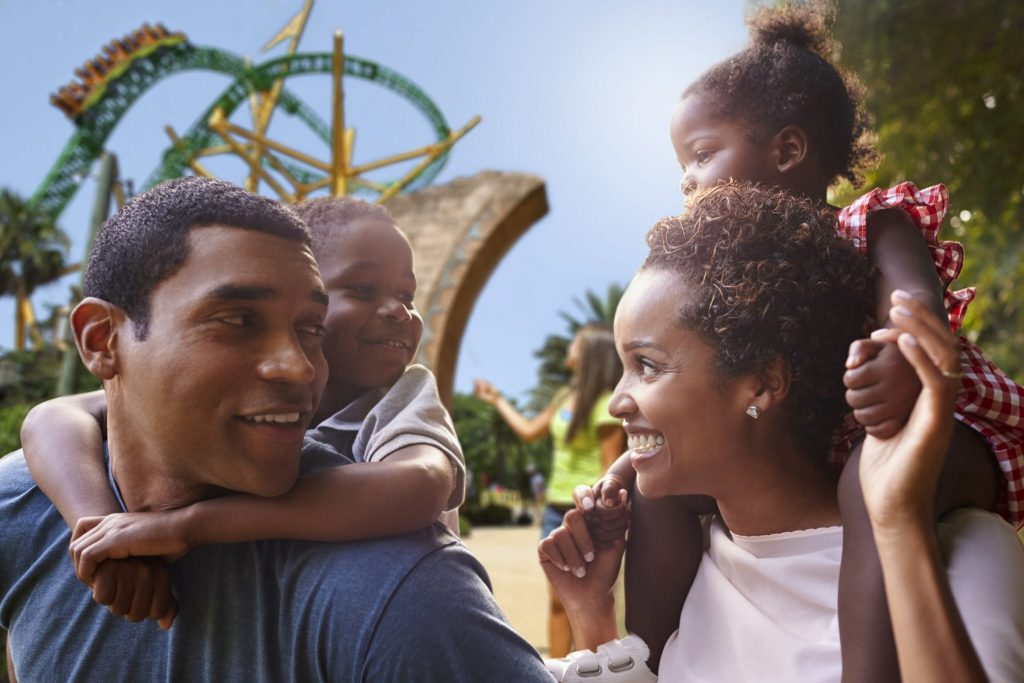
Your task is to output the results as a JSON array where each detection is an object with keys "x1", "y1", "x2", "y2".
[
  {"x1": 527, "y1": 282, "x2": 624, "y2": 411},
  {"x1": 0, "y1": 190, "x2": 71, "y2": 349}
]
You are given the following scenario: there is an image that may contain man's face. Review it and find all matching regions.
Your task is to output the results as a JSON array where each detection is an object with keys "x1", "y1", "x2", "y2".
[{"x1": 114, "y1": 226, "x2": 328, "y2": 500}]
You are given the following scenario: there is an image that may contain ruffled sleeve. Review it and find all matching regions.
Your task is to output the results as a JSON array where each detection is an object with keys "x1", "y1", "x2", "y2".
[{"x1": 836, "y1": 182, "x2": 975, "y2": 332}]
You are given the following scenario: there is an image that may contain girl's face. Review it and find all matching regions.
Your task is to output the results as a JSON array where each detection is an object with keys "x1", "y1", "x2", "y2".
[
  {"x1": 564, "y1": 332, "x2": 582, "y2": 371},
  {"x1": 669, "y1": 94, "x2": 780, "y2": 195},
  {"x1": 610, "y1": 270, "x2": 754, "y2": 499}
]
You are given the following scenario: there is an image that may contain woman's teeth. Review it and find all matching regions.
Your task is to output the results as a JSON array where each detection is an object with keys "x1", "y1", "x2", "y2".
[{"x1": 627, "y1": 433, "x2": 664, "y2": 453}]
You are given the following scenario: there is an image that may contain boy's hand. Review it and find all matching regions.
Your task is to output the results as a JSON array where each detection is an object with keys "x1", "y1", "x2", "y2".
[
  {"x1": 574, "y1": 478, "x2": 629, "y2": 548},
  {"x1": 71, "y1": 511, "x2": 192, "y2": 585},
  {"x1": 844, "y1": 334, "x2": 922, "y2": 439},
  {"x1": 89, "y1": 557, "x2": 179, "y2": 629}
]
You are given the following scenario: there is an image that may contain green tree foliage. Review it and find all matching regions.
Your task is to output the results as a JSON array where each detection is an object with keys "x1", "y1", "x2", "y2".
[
  {"x1": 833, "y1": 0, "x2": 1024, "y2": 376},
  {"x1": 528, "y1": 283, "x2": 624, "y2": 411},
  {"x1": 0, "y1": 189, "x2": 70, "y2": 302},
  {"x1": 452, "y1": 392, "x2": 551, "y2": 500}
]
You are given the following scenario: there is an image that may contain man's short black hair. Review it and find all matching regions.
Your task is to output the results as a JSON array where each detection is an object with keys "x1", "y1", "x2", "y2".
[{"x1": 83, "y1": 176, "x2": 311, "y2": 339}]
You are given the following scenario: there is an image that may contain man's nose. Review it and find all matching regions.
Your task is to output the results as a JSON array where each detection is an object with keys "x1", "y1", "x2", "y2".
[
  {"x1": 680, "y1": 174, "x2": 697, "y2": 196},
  {"x1": 258, "y1": 330, "x2": 317, "y2": 384}
]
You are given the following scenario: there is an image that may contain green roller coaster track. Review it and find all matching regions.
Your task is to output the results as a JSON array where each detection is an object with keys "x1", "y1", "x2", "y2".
[{"x1": 30, "y1": 41, "x2": 453, "y2": 219}]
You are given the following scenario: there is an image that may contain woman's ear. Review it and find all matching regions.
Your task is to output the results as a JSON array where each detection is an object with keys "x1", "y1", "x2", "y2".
[
  {"x1": 70, "y1": 297, "x2": 125, "y2": 381},
  {"x1": 772, "y1": 125, "x2": 810, "y2": 174},
  {"x1": 748, "y1": 357, "x2": 792, "y2": 413}
]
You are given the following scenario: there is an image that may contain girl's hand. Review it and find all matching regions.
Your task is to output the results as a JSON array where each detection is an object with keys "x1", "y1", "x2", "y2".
[
  {"x1": 70, "y1": 510, "x2": 193, "y2": 585},
  {"x1": 857, "y1": 292, "x2": 961, "y2": 531},
  {"x1": 472, "y1": 379, "x2": 500, "y2": 405},
  {"x1": 88, "y1": 557, "x2": 179, "y2": 630},
  {"x1": 574, "y1": 480, "x2": 630, "y2": 548},
  {"x1": 844, "y1": 336, "x2": 922, "y2": 439},
  {"x1": 539, "y1": 508, "x2": 624, "y2": 614}
]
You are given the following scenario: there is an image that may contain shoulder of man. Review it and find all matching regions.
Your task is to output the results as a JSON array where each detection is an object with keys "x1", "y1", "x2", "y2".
[{"x1": 308, "y1": 523, "x2": 551, "y2": 681}]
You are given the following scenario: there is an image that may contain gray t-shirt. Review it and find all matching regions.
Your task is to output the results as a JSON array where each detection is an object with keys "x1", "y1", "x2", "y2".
[
  {"x1": 309, "y1": 364, "x2": 466, "y2": 512},
  {"x1": 0, "y1": 441, "x2": 550, "y2": 681}
]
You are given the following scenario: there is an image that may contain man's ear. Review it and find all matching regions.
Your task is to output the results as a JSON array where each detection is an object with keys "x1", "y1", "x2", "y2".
[
  {"x1": 70, "y1": 297, "x2": 126, "y2": 380},
  {"x1": 772, "y1": 125, "x2": 810, "y2": 174}
]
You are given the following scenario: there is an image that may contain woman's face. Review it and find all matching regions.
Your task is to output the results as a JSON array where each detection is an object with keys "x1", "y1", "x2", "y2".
[
  {"x1": 564, "y1": 332, "x2": 581, "y2": 371},
  {"x1": 610, "y1": 269, "x2": 753, "y2": 499}
]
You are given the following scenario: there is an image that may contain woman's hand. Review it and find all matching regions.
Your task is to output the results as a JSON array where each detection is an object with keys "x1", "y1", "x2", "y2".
[
  {"x1": 855, "y1": 290, "x2": 961, "y2": 531},
  {"x1": 539, "y1": 508, "x2": 625, "y2": 649},
  {"x1": 472, "y1": 379, "x2": 500, "y2": 405}
]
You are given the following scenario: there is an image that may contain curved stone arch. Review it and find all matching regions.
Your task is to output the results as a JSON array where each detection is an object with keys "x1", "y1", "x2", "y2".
[{"x1": 386, "y1": 171, "x2": 549, "y2": 405}]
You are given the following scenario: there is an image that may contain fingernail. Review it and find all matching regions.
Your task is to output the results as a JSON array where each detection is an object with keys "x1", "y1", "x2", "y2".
[
  {"x1": 562, "y1": 564, "x2": 571, "y2": 572},
  {"x1": 870, "y1": 328, "x2": 888, "y2": 338},
  {"x1": 900, "y1": 332, "x2": 918, "y2": 347},
  {"x1": 584, "y1": 551, "x2": 595, "y2": 563},
  {"x1": 892, "y1": 289, "x2": 912, "y2": 301},
  {"x1": 845, "y1": 354, "x2": 859, "y2": 368},
  {"x1": 581, "y1": 497, "x2": 594, "y2": 511},
  {"x1": 893, "y1": 306, "x2": 913, "y2": 318},
  {"x1": 574, "y1": 566, "x2": 587, "y2": 578}
]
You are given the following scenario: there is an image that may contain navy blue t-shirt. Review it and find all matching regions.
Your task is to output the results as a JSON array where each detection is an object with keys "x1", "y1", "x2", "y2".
[{"x1": 0, "y1": 441, "x2": 549, "y2": 681}]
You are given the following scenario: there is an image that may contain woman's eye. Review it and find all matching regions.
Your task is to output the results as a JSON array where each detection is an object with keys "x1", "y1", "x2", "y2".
[{"x1": 636, "y1": 357, "x2": 658, "y2": 377}]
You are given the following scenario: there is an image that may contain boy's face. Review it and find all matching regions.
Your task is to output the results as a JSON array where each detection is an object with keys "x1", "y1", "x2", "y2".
[
  {"x1": 669, "y1": 94, "x2": 780, "y2": 196},
  {"x1": 317, "y1": 217, "x2": 423, "y2": 413}
]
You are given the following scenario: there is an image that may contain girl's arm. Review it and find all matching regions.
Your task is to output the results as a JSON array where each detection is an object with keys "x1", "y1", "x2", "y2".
[
  {"x1": 70, "y1": 444, "x2": 455, "y2": 580},
  {"x1": 867, "y1": 209, "x2": 947, "y2": 324},
  {"x1": 20, "y1": 390, "x2": 117, "y2": 528},
  {"x1": 860, "y1": 294, "x2": 986, "y2": 682},
  {"x1": 473, "y1": 379, "x2": 557, "y2": 442}
]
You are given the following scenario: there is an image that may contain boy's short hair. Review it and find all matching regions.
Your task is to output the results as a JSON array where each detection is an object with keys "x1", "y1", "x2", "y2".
[
  {"x1": 293, "y1": 197, "x2": 396, "y2": 258},
  {"x1": 83, "y1": 176, "x2": 310, "y2": 339}
]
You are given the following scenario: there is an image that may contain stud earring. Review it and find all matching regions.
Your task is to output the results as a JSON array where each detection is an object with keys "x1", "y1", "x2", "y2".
[{"x1": 745, "y1": 405, "x2": 760, "y2": 419}]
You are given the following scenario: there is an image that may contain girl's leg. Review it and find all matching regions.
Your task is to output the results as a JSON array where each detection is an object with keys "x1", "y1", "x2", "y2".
[
  {"x1": 837, "y1": 423, "x2": 999, "y2": 682},
  {"x1": 624, "y1": 489, "x2": 710, "y2": 673}
]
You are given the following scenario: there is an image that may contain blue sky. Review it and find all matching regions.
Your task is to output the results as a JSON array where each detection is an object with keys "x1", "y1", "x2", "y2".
[{"x1": 1, "y1": 0, "x2": 748, "y2": 403}]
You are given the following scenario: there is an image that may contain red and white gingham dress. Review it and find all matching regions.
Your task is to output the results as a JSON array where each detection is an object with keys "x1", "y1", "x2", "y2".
[{"x1": 833, "y1": 182, "x2": 1024, "y2": 527}]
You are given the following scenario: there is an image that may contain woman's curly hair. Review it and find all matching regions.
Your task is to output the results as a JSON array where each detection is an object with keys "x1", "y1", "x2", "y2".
[
  {"x1": 683, "y1": 1, "x2": 880, "y2": 187},
  {"x1": 643, "y1": 181, "x2": 873, "y2": 458}
]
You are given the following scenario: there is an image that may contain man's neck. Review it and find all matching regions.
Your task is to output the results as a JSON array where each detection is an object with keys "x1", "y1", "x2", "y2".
[{"x1": 106, "y1": 414, "x2": 212, "y2": 513}]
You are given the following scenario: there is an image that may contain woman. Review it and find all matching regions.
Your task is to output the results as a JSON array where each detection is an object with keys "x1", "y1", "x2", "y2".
[
  {"x1": 541, "y1": 183, "x2": 1024, "y2": 681},
  {"x1": 475, "y1": 323, "x2": 625, "y2": 657}
]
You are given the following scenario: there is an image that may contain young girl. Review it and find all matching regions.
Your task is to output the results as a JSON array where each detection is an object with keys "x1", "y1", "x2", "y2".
[
  {"x1": 473, "y1": 323, "x2": 625, "y2": 657},
  {"x1": 20, "y1": 196, "x2": 466, "y2": 628},
  {"x1": 577, "y1": 3, "x2": 1024, "y2": 679}
]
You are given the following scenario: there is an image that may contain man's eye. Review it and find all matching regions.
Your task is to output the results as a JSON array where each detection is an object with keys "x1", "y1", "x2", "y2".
[
  {"x1": 299, "y1": 322, "x2": 326, "y2": 337},
  {"x1": 220, "y1": 314, "x2": 249, "y2": 327},
  {"x1": 399, "y1": 292, "x2": 415, "y2": 306},
  {"x1": 696, "y1": 150, "x2": 712, "y2": 165}
]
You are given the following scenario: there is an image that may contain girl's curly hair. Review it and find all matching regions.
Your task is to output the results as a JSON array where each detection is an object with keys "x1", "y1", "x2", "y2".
[
  {"x1": 683, "y1": 1, "x2": 880, "y2": 187},
  {"x1": 643, "y1": 181, "x2": 873, "y2": 458}
]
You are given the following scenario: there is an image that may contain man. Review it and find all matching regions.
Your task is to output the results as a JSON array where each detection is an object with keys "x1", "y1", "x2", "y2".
[{"x1": 0, "y1": 177, "x2": 550, "y2": 680}]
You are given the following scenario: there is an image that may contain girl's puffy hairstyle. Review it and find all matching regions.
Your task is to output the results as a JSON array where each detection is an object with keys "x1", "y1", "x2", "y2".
[
  {"x1": 643, "y1": 181, "x2": 872, "y2": 457},
  {"x1": 683, "y1": 1, "x2": 880, "y2": 187}
]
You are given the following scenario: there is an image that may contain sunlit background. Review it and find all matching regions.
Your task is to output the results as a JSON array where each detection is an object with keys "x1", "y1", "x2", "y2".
[{"x1": 0, "y1": 0, "x2": 748, "y2": 403}]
